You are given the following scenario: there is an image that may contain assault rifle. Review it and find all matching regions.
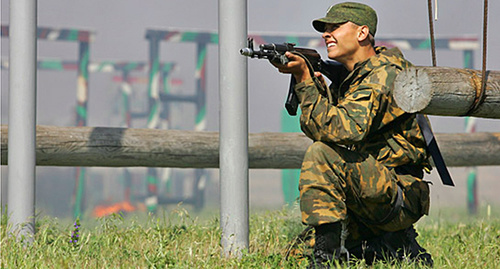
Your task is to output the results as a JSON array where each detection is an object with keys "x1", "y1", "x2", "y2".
[{"x1": 240, "y1": 38, "x2": 345, "y2": 116}]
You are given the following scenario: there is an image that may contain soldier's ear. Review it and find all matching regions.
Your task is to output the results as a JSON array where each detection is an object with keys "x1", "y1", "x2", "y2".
[{"x1": 357, "y1": 25, "x2": 370, "y2": 43}]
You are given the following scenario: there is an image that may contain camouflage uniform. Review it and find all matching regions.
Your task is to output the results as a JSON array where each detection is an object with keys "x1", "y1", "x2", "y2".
[{"x1": 294, "y1": 46, "x2": 431, "y2": 240}]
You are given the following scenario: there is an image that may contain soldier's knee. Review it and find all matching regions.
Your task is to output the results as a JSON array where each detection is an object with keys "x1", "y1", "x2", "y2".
[
  {"x1": 305, "y1": 141, "x2": 328, "y2": 158},
  {"x1": 304, "y1": 141, "x2": 340, "y2": 162}
]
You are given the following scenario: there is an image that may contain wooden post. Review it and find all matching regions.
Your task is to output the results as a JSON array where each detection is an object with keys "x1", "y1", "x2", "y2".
[
  {"x1": 393, "y1": 66, "x2": 500, "y2": 118},
  {"x1": 2, "y1": 125, "x2": 500, "y2": 168}
]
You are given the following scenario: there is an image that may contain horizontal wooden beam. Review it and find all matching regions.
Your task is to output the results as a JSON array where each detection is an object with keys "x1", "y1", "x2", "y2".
[
  {"x1": 1, "y1": 125, "x2": 499, "y2": 168},
  {"x1": 394, "y1": 67, "x2": 500, "y2": 118}
]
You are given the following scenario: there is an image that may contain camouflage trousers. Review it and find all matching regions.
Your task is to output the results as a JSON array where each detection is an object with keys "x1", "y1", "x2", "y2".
[{"x1": 299, "y1": 141, "x2": 430, "y2": 239}]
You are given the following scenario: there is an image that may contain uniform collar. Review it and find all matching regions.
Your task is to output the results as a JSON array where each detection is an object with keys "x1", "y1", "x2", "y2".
[{"x1": 352, "y1": 46, "x2": 403, "y2": 70}]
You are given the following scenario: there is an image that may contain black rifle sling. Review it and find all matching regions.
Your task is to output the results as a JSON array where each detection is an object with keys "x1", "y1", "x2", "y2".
[{"x1": 416, "y1": 114, "x2": 455, "y2": 186}]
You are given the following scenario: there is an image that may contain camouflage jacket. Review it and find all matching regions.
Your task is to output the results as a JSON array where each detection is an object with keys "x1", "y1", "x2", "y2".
[{"x1": 294, "y1": 47, "x2": 429, "y2": 168}]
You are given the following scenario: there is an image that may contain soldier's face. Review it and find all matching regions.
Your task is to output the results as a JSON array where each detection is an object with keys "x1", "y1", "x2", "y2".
[{"x1": 322, "y1": 22, "x2": 360, "y2": 63}]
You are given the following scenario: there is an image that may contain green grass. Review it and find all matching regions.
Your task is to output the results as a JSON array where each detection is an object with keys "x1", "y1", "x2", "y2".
[{"x1": 1, "y1": 205, "x2": 499, "y2": 268}]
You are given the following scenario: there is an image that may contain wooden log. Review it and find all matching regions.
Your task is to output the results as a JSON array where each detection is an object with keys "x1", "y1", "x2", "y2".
[
  {"x1": 1, "y1": 125, "x2": 500, "y2": 168},
  {"x1": 393, "y1": 66, "x2": 500, "y2": 118}
]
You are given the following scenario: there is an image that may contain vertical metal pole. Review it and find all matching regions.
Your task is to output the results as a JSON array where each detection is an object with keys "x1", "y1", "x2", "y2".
[
  {"x1": 465, "y1": 117, "x2": 478, "y2": 214},
  {"x1": 195, "y1": 42, "x2": 208, "y2": 132},
  {"x1": 121, "y1": 70, "x2": 132, "y2": 203},
  {"x1": 463, "y1": 50, "x2": 474, "y2": 70},
  {"x1": 159, "y1": 66, "x2": 173, "y2": 197},
  {"x1": 73, "y1": 41, "x2": 90, "y2": 219},
  {"x1": 76, "y1": 41, "x2": 90, "y2": 127},
  {"x1": 145, "y1": 35, "x2": 161, "y2": 212},
  {"x1": 219, "y1": 0, "x2": 248, "y2": 258},
  {"x1": 194, "y1": 42, "x2": 208, "y2": 210},
  {"x1": 8, "y1": 0, "x2": 37, "y2": 241},
  {"x1": 463, "y1": 49, "x2": 478, "y2": 215}
]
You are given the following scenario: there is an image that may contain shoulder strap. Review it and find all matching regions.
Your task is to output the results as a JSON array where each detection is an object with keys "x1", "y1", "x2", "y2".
[{"x1": 416, "y1": 114, "x2": 455, "y2": 186}]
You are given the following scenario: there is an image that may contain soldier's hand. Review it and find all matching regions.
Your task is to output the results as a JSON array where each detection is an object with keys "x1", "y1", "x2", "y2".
[
  {"x1": 314, "y1": 71, "x2": 328, "y2": 94},
  {"x1": 314, "y1": 71, "x2": 326, "y2": 86},
  {"x1": 270, "y1": 52, "x2": 312, "y2": 83}
]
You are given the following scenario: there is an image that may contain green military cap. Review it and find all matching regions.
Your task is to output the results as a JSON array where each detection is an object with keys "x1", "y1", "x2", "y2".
[{"x1": 312, "y1": 2, "x2": 378, "y2": 37}]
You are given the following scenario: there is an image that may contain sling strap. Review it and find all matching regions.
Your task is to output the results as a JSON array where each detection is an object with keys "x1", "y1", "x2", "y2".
[{"x1": 416, "y1": 114, "x2": 455, "y2": 186}]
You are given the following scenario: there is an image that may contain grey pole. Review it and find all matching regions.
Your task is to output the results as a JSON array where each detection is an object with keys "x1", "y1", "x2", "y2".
[
  {"x1": 8, "y1": 0, "x2": 37, "y2": 242},
  {"x1": 218, "y1": 0, "x2": 249, "y2": 258}
]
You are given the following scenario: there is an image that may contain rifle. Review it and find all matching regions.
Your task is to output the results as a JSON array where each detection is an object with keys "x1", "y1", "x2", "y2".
[{"x1": 240, "y1": 38, "x2": 345, "y2": 116}]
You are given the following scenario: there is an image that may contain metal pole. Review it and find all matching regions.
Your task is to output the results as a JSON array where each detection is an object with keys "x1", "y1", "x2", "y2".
[
  {"x1": 463, "y1": 49, "x2": 477, "y2": 215},
  {"x1": 8, "y1": 0, "x2": 37, "y2": 241},
  {"x1": 145, "y1": 35, "x2": 160, "y2": 212},
  {"x1": 73, "y1": 41, "x2": 90, "y2": 219},
  {"x1": 218, "y1": 0, "x2": 248, "y2": 258},
  {"x1": 194, "y1": 42, "x2": 208, "y2": 210}
]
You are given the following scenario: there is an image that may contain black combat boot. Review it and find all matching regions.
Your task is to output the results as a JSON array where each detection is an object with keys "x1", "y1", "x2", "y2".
[
  {"x1": 349, "y1": 225, "x2": 433, "y2": 267},
  {"x1": 383, "y1": 225, "x2": 434, "y2": 267},
  {"x1": 308, "y1": 222, "x2": 342, "y2": 269}
]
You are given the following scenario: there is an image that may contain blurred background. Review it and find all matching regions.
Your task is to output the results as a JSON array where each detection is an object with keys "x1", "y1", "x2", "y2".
[{"x1": 1, "y1": 0, "x2": 499, "y2": 219}]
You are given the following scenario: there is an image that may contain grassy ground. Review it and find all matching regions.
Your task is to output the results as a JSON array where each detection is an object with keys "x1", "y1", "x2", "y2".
[{"x1": 1, "y1": 205, "x2": 499, "y2": 268}]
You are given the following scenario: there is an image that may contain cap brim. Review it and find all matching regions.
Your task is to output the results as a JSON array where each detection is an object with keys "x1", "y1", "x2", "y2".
[{"x1": 312, "y1": 18, "x2": 348, "y2": 32}]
